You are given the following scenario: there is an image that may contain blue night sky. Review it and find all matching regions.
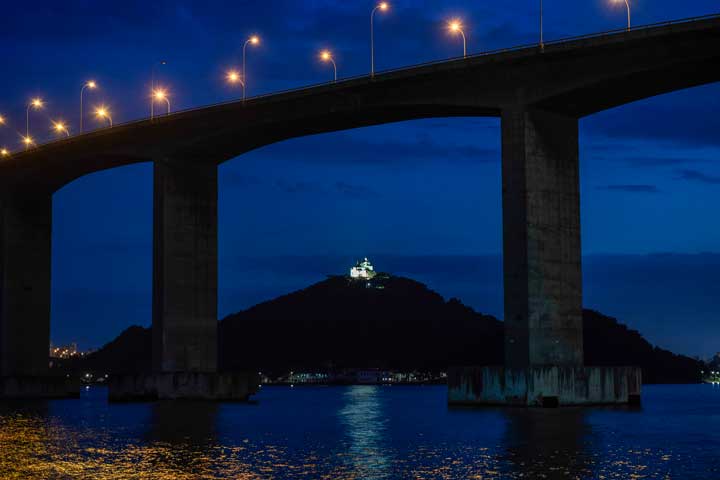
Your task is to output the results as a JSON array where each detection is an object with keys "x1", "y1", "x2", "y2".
[{"x1": 0, "y1": 1, "x2": 718, "y2": 357}]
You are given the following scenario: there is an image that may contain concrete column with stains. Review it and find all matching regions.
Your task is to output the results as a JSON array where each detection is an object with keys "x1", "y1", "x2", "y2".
[{"x1": 501, "y1": 107, "x2": 583, "y2": 368}]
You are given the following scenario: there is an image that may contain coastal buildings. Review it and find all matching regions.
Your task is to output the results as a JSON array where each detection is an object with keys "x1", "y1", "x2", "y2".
[{"x1": 350, "y1": 258, "x2": 376, "y2": 279}]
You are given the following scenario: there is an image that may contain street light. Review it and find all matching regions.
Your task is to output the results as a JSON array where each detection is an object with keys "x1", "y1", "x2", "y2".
[
  {"x1": 80, "y1": 80, "x2": 97, "y2": 133},
  {"x1": 52, "y1": 120, "x2": 70, "y2": 137},
  {"x1": 95, "y1": 106, "x2": 113, "y2": 127},
  {"x1": 0, "y1": 115, "x2": 5, "y2": 125},
  {"x1": 243, "y1": 35, "x2": 260, "y2": 101},
  {"x1": 26, "y1": 98, "x2": 43, "y2": 149},
  {"x1": 0, "y1": 148, "x2": 8, "y2": 157},
  {"x1": 613, "y1": 0, "x2": 631, "y2": 31},
  {"x1": 540, "y1": 0, "x2": 544, "y2": 49},
  {"x1": 226, "y1": 69, "x2": 245, "y2": 98},
  {"x1": 22, "y1": 136, "x2": 33, "y2": 150},
  {"x1": 226, "y1": 70, "x2": 243, "y2": 85},
  {"x1": 448, "y1": 20, "x2": 467, "y2": 58},
  {"x1": 153, "y1": 89, "x2": 170, "y2": 115},
  {"x1": 320, "y1": 50, "x2": 337, "y2": 82},
  {"x1": 151, "y1": 60, "x2": 167, "y2": 119},
  {"x1": 370, "y1": 2, "x2": 389, "y2": 77}
]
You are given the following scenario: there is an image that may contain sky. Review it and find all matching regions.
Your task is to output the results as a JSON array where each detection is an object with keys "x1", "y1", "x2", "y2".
[{"x1": 0, "y1": 0, "x2": 718, "y2": 357}]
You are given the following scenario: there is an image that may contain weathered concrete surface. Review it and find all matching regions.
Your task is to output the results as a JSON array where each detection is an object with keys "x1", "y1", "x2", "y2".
[
  {"x1": 502, "y1": 108, "x2": 583, "y2": 368},
  {"x1": 108, "y1": 372, "x2": 259, "y2": 401},
  {"x1": 0, "y1": 195, "x2": 52, "y2": 377},
  {"x1": 153, "y1": 159, "x2": 218, "y2": 373},
  {"x1": 0, "y1": 376, "x2": 80, "y2": 399},
  {"x1": 448, "y1": 366, "x2": 641, "y2": 406}
]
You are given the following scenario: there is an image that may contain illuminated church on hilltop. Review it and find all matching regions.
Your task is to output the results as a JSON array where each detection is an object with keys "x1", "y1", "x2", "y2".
[{"x1": 350, "y1": 258, "x2": 376, "y2": 279}]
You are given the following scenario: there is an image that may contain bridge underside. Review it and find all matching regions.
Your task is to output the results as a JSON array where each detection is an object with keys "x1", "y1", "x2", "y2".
[{"x1": 8, "y1": 15, "x2": 719, "y2": 401}]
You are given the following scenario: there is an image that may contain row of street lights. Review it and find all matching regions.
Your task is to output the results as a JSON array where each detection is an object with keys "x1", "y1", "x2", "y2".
[{"x1": 1, "y1": 1, "x2": 635, "y2": 155}]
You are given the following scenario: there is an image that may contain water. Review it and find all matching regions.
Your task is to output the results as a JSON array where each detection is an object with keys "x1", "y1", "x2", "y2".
[{"x1": 0, "y1": 384, "x2": 719, "y2": 479}]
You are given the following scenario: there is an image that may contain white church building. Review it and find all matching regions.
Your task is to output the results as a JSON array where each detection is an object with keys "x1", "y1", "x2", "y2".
[{"x1": 350, "y1": 258, "x2": 376, "y2": 279}]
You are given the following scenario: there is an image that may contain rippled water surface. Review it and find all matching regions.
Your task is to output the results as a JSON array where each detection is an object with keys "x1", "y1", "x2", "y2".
[{"x1": 0, "y1": 384, "x2": 719, "y2": 479}]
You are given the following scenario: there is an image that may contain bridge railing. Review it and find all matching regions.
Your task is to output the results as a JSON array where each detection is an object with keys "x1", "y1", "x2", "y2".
[{"x1": 10, "y1": 12, "x2": 720, "y2": 155}]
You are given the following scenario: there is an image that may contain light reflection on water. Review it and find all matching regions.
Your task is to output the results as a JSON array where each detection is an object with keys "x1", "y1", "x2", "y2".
[
  {"x1": 0, "y1": 384, "x2": 718, "y2": 479},
  {"x1": 338, "y1": 386, "x2": 391, "y2": 479}
]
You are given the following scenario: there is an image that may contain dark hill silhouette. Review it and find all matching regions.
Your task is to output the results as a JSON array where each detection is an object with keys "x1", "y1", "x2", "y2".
[{"x1": 70, "y1": 274, "x2": 702, "y2": 383}]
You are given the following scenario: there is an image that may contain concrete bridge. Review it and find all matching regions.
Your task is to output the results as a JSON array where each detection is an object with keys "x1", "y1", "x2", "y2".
[{"x1": 1, "y1": 15, "x2": 719, "y2": 402}]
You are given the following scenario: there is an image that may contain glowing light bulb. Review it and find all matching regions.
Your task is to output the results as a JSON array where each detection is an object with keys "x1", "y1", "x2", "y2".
[{"x1": 227, "y1": 71, "x2": 239, "y2": 82}]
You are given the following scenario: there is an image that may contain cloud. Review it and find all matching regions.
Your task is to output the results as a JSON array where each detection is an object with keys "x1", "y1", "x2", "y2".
[
  {"x1": 598, "y1": 184, "x2": 661, "y2": 193},
  {"x1": 677, "y1": 169, "x2": 720, "y2": 185}
]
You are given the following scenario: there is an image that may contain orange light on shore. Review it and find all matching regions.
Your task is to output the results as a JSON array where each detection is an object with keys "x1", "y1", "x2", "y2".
[
  {"x1": 0, "y1": 115, "x2": 6, "y2": 125},
  {"x1": 0, "y1": 148, "x2": 9, "y2": 157}
]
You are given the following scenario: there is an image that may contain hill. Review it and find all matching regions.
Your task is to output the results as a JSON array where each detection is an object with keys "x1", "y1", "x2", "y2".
[{"x1": 70, "y1": 274, "x2": 703, "y2": 383}]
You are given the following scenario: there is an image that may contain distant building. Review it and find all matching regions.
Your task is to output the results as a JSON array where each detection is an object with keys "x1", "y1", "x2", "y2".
[{"x1": 350, "y1": 258, "x2": 376, "y2": 279}]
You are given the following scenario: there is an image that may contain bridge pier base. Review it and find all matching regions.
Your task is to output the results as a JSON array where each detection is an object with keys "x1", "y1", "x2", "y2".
[
  {"x1": 108, "y1": 372, "x2": 259, "y2": 402},
  {"x1": 449, "y1": 107, "x2": 640, "y2": 406},
  {"x1": 448, "y1": 366, "x2": 642, "y2": 407}
]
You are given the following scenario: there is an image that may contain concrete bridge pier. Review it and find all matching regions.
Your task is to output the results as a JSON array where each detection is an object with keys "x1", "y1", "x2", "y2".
[
  {"x1": 0, "y1": 195, "x2": 78, "y2": 398},
  {"x1": 449, "y1": 108, "x2": 641, "y2": 407},
  {"x1": 109, "y1": 159, "x2": 257, "y2": 401}
]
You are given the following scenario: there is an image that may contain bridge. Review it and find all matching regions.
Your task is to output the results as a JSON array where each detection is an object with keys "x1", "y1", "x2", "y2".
[{"x1": 1, "y1": 15, "x2": 719, "y2": 402}]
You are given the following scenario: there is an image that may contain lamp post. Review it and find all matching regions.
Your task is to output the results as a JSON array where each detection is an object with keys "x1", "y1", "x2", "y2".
[
  {"x1": 370, "y1": 2, "x2": 389, "y2": 77},
  {"x1": 226, "y1": 70, "x2": 245, "y2": 97},
  {"x1": 448, "y1": 20, "x2": 467, "y2": 58},
  {"x1": 95, "y1": 106, "x2": 113, "y2": 127},
  {"x1": 26, "y1": 98, "x2": 43, "y2": 150},
  {"x1": 52, "y1": 121, "x2": 70, "y2": 137},
  {"x1": 80, "y1": 80, "x2": 97, "y2": 133},
  {"x1": 243, "y1": 35, "x2": 260, "y2": 101},
  {"x1": 614, "y1": 0, "x2": 631, "y2": 30},
  {"x1": 540, "y1": 0, "x2": 544, "y2": 49},
  {"x1": 151, "y1": 60, "x2": 167, "y2": 120},
  {"x1": 153, "y1": 90, "x2": 170, "y2": 115},
  {"x1": 320, "y1": 50, "x2": 337, "y2": 82}
]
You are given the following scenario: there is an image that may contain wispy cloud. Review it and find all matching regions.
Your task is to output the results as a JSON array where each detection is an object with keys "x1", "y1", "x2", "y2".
[
  {"x1": 598, "y1": 184, "x2": 661, "y2": 193},
  {"x1": 677, "y1": 169, "x2": 720, "y2": 185}
]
